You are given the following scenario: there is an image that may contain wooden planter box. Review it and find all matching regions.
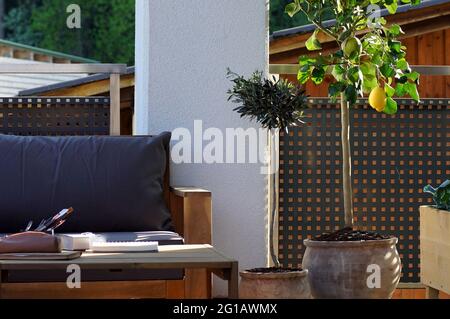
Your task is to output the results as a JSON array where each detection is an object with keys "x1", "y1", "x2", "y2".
[{"x1": 420, "y1": 205, "x2": 450, "y2": 297}]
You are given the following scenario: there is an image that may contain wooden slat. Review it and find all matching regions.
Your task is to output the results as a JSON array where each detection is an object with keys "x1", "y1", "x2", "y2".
[
  {"x1": 426, "y1": 286, "x2": 440, "y2": 299},
  {"x1": 431, "y1": 30, "x2": 445, "y2": 97},
  {"x1": 168, "y1": 188, "x2": 213, "y2": 299},
  {"x1": 171, "y1": 187, "x2": 211, "y2": 198},
  {"x1": 446, "y1": 29, "x2": 450, "y2": 97},
  {"x1": 170, "y1": 191, "x2": 184, "y2": 237},
  {"x1": 166, "y1": 280, "x2": 186, "y2": 299},
  {"x1": 0, "y1": 63, "x2": 126, "y2": 74},
  {"x1": 391, "y1": 289, "x2": 402, "y2": 299},
  {"x1": 392, "y1": 288, "x2": 450, "y2": 299},
  {"x1": 403, "y1": 37, "x2": 417, "y2": 64},
  {"x1": 182, "y1": 190, "x2": 212, "y2": 299},
  {"x1": 109, "y1": 73, "x2": 121, "y2": 135},
  {"x1": 0, "y1": 280, "x2": 167, "y2": 299},
  {"x1": 39, "y1": 75, "x2": 135, "y2": 97},
  {"x1": 420, "y1": 206, "x2": 450, "y2": 295}
]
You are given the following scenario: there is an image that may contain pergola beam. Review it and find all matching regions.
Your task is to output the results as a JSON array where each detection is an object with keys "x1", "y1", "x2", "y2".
[
  {"x1": 0, "y1": 64, "x2": 127, "y2": 74},
  {"x1": 269, "y1": 64, "x2": 450, "y2": 76}
]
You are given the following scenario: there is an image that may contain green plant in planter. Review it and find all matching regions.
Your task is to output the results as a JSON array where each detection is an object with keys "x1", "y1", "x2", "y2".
[
  {"x1": 285, "y1": 0, "x2": 421, "y2": 228},
  {"x1": 227, "y1": 69, "x2": 308, "y2": 267},
  {"x1": 227, "y1": 69, "x2": 307, "y2": 132},
  {"x1": 424, "y1": 180, "x2": 450, "y2": 211}
]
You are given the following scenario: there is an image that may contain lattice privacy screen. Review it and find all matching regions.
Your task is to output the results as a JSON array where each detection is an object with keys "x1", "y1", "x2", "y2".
[
  {"x1": 279, "y1": 98, "x2": 450, "y2": 282},
  {"x1": 0, "y1": 97, "x2": 110, "y2": 136}
]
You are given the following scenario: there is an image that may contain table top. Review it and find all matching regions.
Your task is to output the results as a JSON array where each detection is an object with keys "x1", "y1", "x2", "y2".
[{"x1": 0, "y1": 244, "x2": 237, "y2": 271}]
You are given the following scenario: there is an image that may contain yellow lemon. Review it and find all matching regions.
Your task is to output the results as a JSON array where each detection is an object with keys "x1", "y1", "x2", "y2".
[{"x1": 369, "y1": 87, "x2": 386, "y2": 112}]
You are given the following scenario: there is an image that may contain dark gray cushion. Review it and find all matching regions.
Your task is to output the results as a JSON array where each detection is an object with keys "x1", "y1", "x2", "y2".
[{"x1": 0, "y1": 133, "x2": 173, "y2": 233}]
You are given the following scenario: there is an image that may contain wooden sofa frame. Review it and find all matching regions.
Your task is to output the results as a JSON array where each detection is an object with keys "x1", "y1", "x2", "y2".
[
  {"x1": 0, "y1": 64, "x2": 212, "y2": 299},
  {"x1": 0, "y1": 187, "x2": 212, "y2": 299}
]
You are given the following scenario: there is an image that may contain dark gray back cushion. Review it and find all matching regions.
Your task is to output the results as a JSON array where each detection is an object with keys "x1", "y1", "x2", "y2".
[{"x1": 0, "y1": 132, "x2": 173, "y2": 233}]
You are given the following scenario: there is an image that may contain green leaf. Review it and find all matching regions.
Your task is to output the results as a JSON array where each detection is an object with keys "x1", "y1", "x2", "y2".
[
  {"x1": 311, "y1": 67, "x2": 326, "y2": 84},
  {"x1": 423, "y1": 184, "x2": 436, "y2": 196},
  {"x1": 404, "y1": 71, "x2": 420, "y2": 82},
  {"x1": 395, "y1": 83, "x2": 405, "y2": 96},
  {"x1": 333, "y1": 50, "x2": 344, "y2": 58},
  {"x1": 389, "y1": 40, "x2": 402, "y2": 54},
  {"x1": 328, "y1": 82, "x2": 345, "y2": 97},
  {"x1": 380, "y1": 63, "x2": 395, "y2": 77},
  {"x1": 305, "y1": 29, "x2": 322, "y2": 51},
  {"x1": 336, "y1": 0, "x2": 344, "y2": 12},
  {"x1": 385, "y1": 1, "x2": 398, "y2": 14},
  {"x1": 397, "y1": 75, "x2": 408, "y2": 84},
  {"x1": 389, "y1": 24, "x2": 404, "y2": 36},
  {"x1": 297, "y1": 69, "x2": 311, "y2": 84},
  {"x1": 383, "y1": 97, "x2": 398, "y2": 115},
  {"x1": 285, "y1": 2, "x2": 300, "y2": 17},
  {"x1": 299, "y1": 55, "x2": 316, "y2": 66},
  {"x1": 348, "y1": 66, "x2": 363, "y2": 84},
  {"x1": 331, "y1": 65, "x2": 345, "y2": 81},
  {"x1": 360, "y1": 62, "x2": 376, "y2": 77},
  {"x1": 396, "y1": 58, "x2": 410, "y2": 71},
  {"x1": 404, "y1": 82, "x2": 420, "y2": 102},
  {"x1": 371, "y1": 54, "x2": 382, "y2": 66},
  {"x1": 411, "y1": 0, "x2": 421, "y2": 5},
  {"x1": 345, "y1": 85, "x2": 357, "y2": 105},
  {"x1": 385, "y1": 83, "x2": 395, "y2": 97}
]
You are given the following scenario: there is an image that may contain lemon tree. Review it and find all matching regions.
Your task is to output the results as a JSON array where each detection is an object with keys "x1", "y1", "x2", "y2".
[{"x1": 286, "y1": 0, "x2": 421, "y2": 227}]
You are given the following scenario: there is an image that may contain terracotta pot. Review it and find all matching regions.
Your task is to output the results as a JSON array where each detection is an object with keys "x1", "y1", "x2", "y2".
[
  {"x1": 239, "y1": 269, "x2": 310, "y2": 299},
  {"x1": 302, "y1": 237, "x2": 401, "y2": 299}
]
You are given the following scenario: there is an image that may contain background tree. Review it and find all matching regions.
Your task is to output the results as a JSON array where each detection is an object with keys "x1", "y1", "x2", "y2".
[
  {"x1": 3, "y1": 0, "x2": 41, "y2": 46},
  {"x1": 3, "y1": 0, "x2": 134, "y2": 65},
  {"x1": 0, "y1": 0, "x2": 5, "y2": 38},
  {"x1": 286, "y1": 0, "x2": 421, "y2": 227}
]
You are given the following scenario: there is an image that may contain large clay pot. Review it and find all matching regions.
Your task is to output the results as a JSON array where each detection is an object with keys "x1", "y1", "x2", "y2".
[
  {"x1": 239, "y1": 269, "x2": 310, "y2": 299},
  {"x1": 302, "y1": 237, "x2": 401, "y2": 299}
]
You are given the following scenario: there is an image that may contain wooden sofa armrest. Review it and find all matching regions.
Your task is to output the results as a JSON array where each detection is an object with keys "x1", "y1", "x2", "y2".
[
  {"x1": 169, "y1": 186, "x2": 212, "y2": 245},
  {"x1": 169, "y1": 186, "x2": 212, "y2": 299}
]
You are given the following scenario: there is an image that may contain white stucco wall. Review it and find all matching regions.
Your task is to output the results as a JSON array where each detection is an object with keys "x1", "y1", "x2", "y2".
[{"x1": 135, "y1": 0, "x2": 269, "y2": 296}]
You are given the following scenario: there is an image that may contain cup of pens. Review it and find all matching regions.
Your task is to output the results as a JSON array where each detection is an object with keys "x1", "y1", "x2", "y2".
[{"x1": 24, "y1": 207, "x2": 74, "y2": 234}]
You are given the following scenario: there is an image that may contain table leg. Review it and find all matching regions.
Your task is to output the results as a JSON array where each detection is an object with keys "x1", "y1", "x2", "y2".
[
  {"x1": 426, "y1": 286, "x2": 440, "y2": 299},
  {"x1": 227, "y1": 261, "x2": 239, "y2": 299}
]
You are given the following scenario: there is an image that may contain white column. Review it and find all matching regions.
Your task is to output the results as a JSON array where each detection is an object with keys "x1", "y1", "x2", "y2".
[
  {"x1": 134, "y1": 0, "x2": 151, "y2": 134},
  {"x1": 135, "y1": 0, "x2": 269, "y2": 296}
]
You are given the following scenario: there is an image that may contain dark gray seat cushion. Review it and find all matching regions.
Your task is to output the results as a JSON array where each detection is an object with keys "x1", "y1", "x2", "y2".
[
  {"x1": 0, "y1": 133, "x2": 173, "y2": 233},
  {"x1": 3, "y1": 231, "x2": 185, "y2": 282}
]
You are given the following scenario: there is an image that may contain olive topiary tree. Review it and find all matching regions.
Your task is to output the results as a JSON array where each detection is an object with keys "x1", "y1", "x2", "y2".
[{"x1": 285, "y1": 0, "x2": 421, "y2": 228}]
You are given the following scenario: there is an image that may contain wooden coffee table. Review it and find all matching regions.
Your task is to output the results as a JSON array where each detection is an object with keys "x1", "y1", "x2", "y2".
[{"x1": 0, "y1": 244, "x2": 239, "y2": 298}]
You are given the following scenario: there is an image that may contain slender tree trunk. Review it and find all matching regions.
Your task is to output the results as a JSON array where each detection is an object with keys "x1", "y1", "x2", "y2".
[
  {"x1": 269, "y1": 129, "x2": 280, "y2": 267},
  {"x1": 340, "y1": 93, "x2": 354, "y2": 228}
]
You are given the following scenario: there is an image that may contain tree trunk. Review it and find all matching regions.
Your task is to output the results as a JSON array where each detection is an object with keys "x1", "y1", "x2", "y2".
[
  {"x1": 340, "y1": 93, "x2": 354, "y2": 227},
  {"x1": 269, "y1": 129, "x2": 280, "y2": 267}
]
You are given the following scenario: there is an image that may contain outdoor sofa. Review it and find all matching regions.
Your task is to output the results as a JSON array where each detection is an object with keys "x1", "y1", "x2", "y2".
[{"x1": 0, "y1": 132, "x2": 212, "y2": 299}]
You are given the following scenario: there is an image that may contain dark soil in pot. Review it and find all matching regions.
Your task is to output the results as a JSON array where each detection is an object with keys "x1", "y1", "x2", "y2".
[
  {"x1": 312, "y1": 227, "x2": 392, "y2": 241},
  {"x1": 247, "y1": 267, "x2": 303, "y2": 273}
]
